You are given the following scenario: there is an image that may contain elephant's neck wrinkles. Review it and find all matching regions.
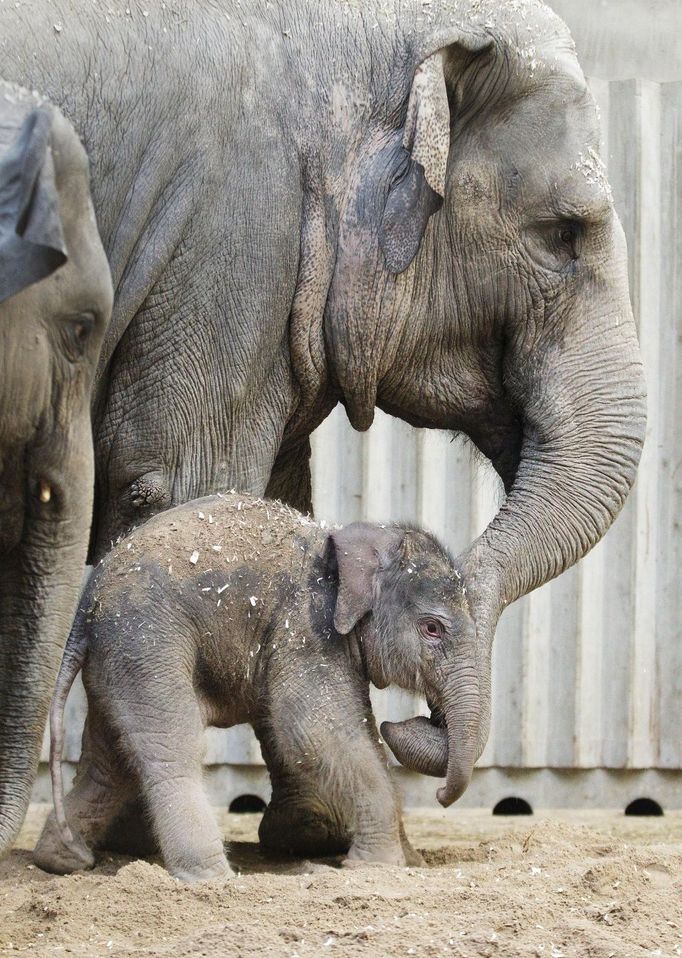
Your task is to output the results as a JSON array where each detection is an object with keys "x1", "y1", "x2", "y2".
[{"x1": 346, "y1": 625, "x2": 371, "y2": 688}]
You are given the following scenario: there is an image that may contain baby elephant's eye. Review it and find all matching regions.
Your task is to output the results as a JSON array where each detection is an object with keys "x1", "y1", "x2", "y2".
[{"x1": 418, "y1": 618, "x2": 444, "y2": 642}]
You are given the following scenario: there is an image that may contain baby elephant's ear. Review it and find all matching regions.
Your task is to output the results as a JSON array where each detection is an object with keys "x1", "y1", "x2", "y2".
[
  {"x1": 328, "y1": 524, "x2": 401, "y2": 635},
  {"x1": 0, "y1": 107, "x2": 67, "y2": 305}
]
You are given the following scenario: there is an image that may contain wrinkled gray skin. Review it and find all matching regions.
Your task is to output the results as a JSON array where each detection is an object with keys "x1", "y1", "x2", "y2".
[
  {"x1": 1, "y1": 0, "x2": 646, "y2": 842},
  {"x1": 34, "y1": 493, "x2": 471, "y2": 880},
  {"x1": 0, "y1": 84, "x2": 112, "y2": 857}
]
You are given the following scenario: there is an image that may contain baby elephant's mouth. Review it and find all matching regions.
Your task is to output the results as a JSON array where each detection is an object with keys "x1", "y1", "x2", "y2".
[
  {"x1": 380, "y1": 702, "x2": 448, "y2": 778},
  {"x1": 427, "y1": 698, "x2": 446, "y2": 729}
]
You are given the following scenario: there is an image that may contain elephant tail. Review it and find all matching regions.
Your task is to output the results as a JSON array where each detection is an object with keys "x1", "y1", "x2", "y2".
[{"x1": 49, "y1": 608, "x2": 88, "y2": 853}]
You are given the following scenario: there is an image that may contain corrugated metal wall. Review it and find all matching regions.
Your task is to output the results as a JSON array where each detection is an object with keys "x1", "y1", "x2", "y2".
[{"x1": 41, "y1": 75, "x2": 682, "y2": 808}]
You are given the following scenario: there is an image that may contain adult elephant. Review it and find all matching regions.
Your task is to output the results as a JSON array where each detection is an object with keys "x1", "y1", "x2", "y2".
[
  {"x1": 1, "y1": 0, "x2": 645, "y2": 841},
  {"x1": 0, "y1": 83, "x2": 112, "y2": 855}
]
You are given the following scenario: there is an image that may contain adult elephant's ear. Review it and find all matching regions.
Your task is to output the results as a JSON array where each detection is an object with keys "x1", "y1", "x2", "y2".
[
  {"x1": 328, "y1": 524, "x2": 401, "y2": 634},
  {"x1": 380, "y1": 34, "x2": 493, "y2": 274},
  {"x1": 0, "y1": 107, "x2": 67, "y2": 304}
]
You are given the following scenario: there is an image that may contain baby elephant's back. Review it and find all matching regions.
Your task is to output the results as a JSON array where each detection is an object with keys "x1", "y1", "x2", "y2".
[{"x1": 82, "y1": 492, "x2": 326, "y2": 642}]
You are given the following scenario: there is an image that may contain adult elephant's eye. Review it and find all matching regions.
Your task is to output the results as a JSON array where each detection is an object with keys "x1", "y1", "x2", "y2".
[
  {"x1": 557, "y1": 220, "x2": 581, "y2": 256},
  {"x1": 418, "y1": 618, "x2": 444, "y2": 642},
  {"x1": 62, "y1": 313, "x2": 95, "y2": 358}
]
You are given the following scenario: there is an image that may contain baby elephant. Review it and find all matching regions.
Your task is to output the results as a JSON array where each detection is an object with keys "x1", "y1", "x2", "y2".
[{"x1": 35, "y1": 493, "x2": 475, "y2": 881}]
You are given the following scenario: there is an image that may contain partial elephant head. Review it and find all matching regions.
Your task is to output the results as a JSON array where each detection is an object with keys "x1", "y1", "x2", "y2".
[
  {"x1": 0, "y1": 84, "x2": 113, "y2": 857},
  {"x1": 329, "y1": 522, "x2": 480, "y2": 807},
  {"x1": 325, "y1": 6, "x2": 646, "y2": 776}
]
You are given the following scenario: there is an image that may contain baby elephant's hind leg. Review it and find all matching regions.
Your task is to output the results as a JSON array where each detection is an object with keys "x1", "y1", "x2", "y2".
[
  {"x1": 34, "y1": 711, "x2": 133, "y2": 874},
  {"x1": 120, "y1": 687, "x2": 231, "y2": 882},
  {"x1": 259, "y1": 769, "x2": 351, "y2": 858}
]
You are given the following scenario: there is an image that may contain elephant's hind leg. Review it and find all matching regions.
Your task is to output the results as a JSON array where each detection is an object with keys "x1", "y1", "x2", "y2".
[
  {"x1": 99, "y1": 796, "x2": 158, "y2": 857},
  {"x1": 121, "y1": 692, "x2": 231, "y2": 882},
  {"x1": 259, "y1": 780, "x2": 352, "y2": 859},
  {"x1": 33, "y1": 712, "x2": 133, "y2": 874}
]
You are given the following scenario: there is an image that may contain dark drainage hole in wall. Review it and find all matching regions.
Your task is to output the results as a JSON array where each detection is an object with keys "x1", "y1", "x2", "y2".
[
  {"x1": 625, "y1": 798, "x2": 663, "y2": 817},
  {"x1": 493, "y1": 797, "x2": 533, "y2": 816},
  {"x1": 229, "y1": 794, "x2": 267, "y2": 814}
]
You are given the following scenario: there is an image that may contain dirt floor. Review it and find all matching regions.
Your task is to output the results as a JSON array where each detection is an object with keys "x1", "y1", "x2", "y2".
[{"x1": 1, "y1": 805, "x2": 681, "y2": 958}]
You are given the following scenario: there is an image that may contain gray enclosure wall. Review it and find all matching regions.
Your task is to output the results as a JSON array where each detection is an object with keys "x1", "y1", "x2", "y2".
[{"x1": 36, "y1": 1, "x2": 682, "y2": 810}]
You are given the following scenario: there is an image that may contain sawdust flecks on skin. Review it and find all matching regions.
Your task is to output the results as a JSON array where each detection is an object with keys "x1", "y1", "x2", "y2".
[{"x1": 571, "y1": 147, "x2": 613, "y2": 203}]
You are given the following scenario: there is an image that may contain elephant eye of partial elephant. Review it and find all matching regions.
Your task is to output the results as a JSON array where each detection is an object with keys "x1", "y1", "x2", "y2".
[
  {"x1": 527, "y1": 218, "x2": 583, "y2": 273},
  {"x1": 559, "y1": 222, "x2": 579, "y2": 248},
  {"x1": 553, "y1": 219, "x2": 583, "y2": 261},
  {"x1": 418, "y1": 618, "x2": 444, "y2": 643},
  {"x1": 62, "y1": 313, "x2": 95, "y2": 358}
]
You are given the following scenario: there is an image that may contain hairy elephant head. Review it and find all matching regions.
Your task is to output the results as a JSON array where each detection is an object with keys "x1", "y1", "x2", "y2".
[
  {"x1": 329, "y1": 523, "x2": 480, "y2": 806},
  {"x1": 325, "y1": 6, "x2": 646, "y2": 775},
  {"x1": 0, "y1": 85, "x2": 112, "y2": 857}
]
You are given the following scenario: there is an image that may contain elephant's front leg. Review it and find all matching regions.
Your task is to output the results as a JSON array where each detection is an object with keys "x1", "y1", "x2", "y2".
[
  {"x1": 255, "y1": 726, "x2": 351, "y2": 858},
  {"x1": 256, "y1": 713, "x2": 409, "y2": 865},
  {"x1": 341, "y1": 737, "x2": 409, "y2": 867},
  {"x1": 264, "y1": 438, "x2": 314, "y2": 514}
]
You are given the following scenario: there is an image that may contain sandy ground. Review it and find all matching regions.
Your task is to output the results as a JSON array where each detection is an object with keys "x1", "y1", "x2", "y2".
[{"x1": 1, "y1": 805, "x2": 681, "y2": 958}]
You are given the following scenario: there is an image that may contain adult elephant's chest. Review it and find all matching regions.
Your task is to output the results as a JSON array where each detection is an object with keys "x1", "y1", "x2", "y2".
[
  {"x1": 93, "y1": 261, "x2": 303, "y2": 550},
  {"x1": 89, "y1": 137, "x2": 307, "y2": 557}
]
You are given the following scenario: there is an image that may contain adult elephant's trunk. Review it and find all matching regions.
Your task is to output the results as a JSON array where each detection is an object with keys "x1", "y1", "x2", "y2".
[
  {"x1": 385, "y1": 224, "x2": 647, "y2": 791},
  {"x1": 470, "y1": 340, "x2": 646, "y2": 611},
  {"x1": 0, "y1": 434, "x2": 93, "y2": 857}
]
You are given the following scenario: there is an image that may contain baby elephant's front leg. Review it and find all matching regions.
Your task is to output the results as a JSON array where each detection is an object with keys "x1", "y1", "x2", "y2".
[
  {"x1": 303, "y1": 720, "x2": 407, "y2": 866},
  {"x1": 344, "y1": 743, "x2": 407, "y2": 866}
]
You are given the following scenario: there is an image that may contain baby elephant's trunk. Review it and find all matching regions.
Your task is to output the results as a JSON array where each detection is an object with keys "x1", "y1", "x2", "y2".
[{"x1": 381, "y1": 656, "x2": 481, "y2": 806}]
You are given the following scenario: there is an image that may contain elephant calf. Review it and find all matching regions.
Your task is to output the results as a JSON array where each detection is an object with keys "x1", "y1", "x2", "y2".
[{"x1": 35, "y1": 492, "x2": 474, "y2": 881}]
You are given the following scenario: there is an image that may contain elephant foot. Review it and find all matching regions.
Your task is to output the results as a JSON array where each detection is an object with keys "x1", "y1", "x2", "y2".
[
  {"x1": 259, "y1": 802, "x2": 351, "y2": 858},
  {"x1": 401, "y1": 839, "x2": 424, "y2": 866},
  {"x1": 170, "y1": 857, "x2": 234, "y2": 883},
  {"x1": 33, "y1": 813, "x2": 95, "y2": 875},
  {"x1": 344, "y1": 841, "x2": 406, "y2": 867}
]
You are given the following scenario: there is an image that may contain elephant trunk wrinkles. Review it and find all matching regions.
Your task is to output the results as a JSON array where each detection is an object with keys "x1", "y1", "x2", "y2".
[
  {"x1": 381, "y1": 662, "x2": 481, "y2": 807},
  {"x1": 381, "y1": 716, "x2": 447, "y2": 777},
  {"x1": 0, "y1": 447, "x2": 93, "y2": 858},
  {"x1": 438, "y1": 669, "x2": 480, "y2": 807},
  {"x1": 0, "y1": 623, "x2": 55, "y2": 853},
  {"x1": 467, "y1": 295, "x2": 647, "y2": 616}
]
